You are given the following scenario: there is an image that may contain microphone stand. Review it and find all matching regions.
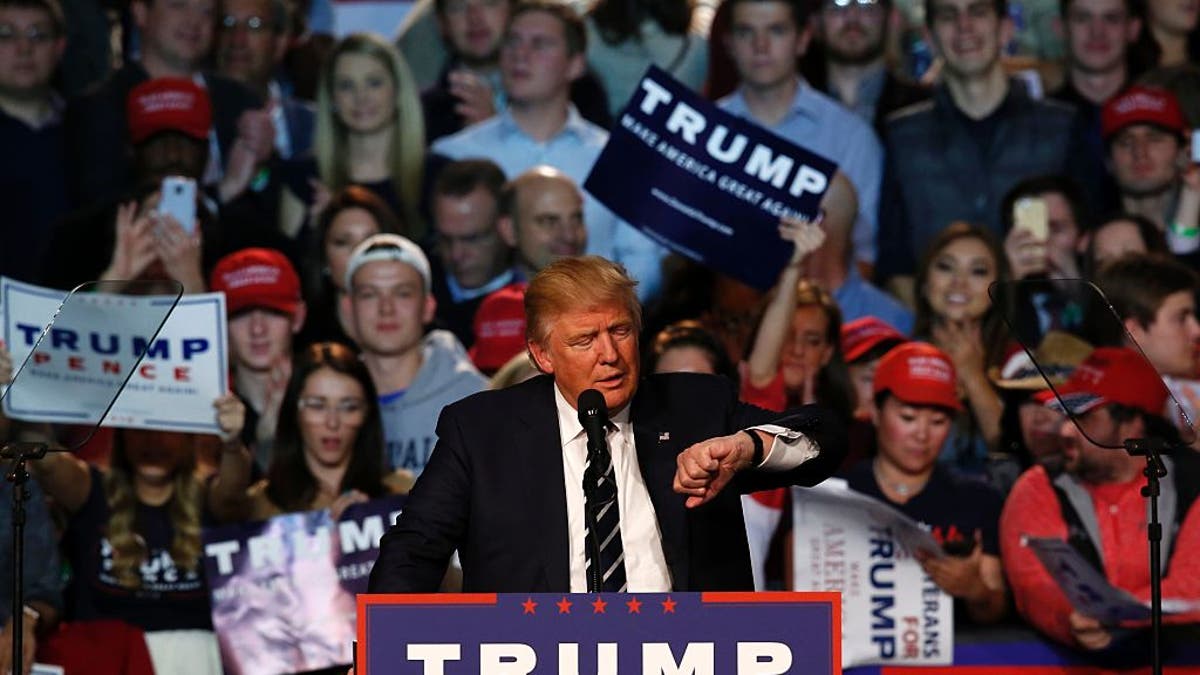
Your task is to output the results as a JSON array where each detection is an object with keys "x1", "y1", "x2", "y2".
[
  {"x1": 3, "y1": 441, "x2": 48, "y2": 675},
  {"x1": 1123, "y1": 436, "x2": 1170, "y2": 675}
]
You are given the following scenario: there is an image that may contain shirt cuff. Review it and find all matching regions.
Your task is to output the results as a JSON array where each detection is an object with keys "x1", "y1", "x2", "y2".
[{"x1": 747, "y1": 424, "x2": 820, "y2": 471}]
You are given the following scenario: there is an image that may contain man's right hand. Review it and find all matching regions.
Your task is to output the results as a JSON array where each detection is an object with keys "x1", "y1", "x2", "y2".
[
  {"x1": 448, "y1": 69, "x2": 497, "y2": 126},
  {"x1": 1004, "y1": 226, "x2": 1047, "y2": 280},
  {"x1": 1068, "y1": 611, "x2": 1113, "y2": 651},
  {"x1": 102, "y1": 201, "x2": 159, "y2": 282}
]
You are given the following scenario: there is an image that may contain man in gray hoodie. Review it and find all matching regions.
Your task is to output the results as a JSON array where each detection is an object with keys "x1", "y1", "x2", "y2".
[{"x1": 343, "y1": 234, "x2": 489, "y2": 476}]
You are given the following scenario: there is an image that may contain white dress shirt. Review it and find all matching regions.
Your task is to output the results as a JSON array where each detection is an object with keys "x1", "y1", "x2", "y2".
[{"x1": 552, "y1": 384, "x2": 820, "y2": 592}]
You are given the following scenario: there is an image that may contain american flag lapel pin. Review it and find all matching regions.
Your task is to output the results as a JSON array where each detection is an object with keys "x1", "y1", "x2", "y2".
[{"x1": 658, "y1": 431, "x2": 670, "y2": 442}]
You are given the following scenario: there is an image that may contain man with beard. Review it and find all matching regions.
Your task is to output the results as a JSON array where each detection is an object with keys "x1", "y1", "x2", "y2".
[
  {"x1": 807, "y1": 0, "x2": 928, "y2": 136},
  {"x1": 1102, "y1": 86, "x2": 1200, "y2": 263},
  {"x1": 1000, "y1": 347, "x2": 1200, "y2": 656}
]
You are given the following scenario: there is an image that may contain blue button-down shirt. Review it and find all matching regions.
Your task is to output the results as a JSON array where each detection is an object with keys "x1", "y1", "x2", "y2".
[
  {"x1": 431, "y1": 107, "x2": 667, "y2": 301},
  {"x1": 719, "y1": 80, "x2": 883, "y2": 264},
  {"x1": 832, "y1": 266, "x2": 914, "y2": 335}
]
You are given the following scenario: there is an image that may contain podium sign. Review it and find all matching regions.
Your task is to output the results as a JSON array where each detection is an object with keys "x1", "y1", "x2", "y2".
[{"x1": 357, "y1": 592, "x2": 840, "y2": 674}]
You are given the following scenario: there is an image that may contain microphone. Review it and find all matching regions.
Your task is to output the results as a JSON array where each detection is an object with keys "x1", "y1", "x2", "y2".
[
  {"x1": 577, "y1": 389, "x2": 609, "y2": 464},
  {"x1": 577, "y1": 389, "x2": 610, "y2": 593}
]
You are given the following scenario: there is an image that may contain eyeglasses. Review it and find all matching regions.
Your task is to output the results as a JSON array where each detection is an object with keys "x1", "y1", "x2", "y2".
[
  {"x1": 221, "y1": 14, "x2": 269, "y2": 33},
  {"x1": 824, "y1": 0, "x2": 882, "y2": 10},
  {"x1": 298, "y1": 397, "x2": 368, "y2": 417},
  {"x1": 0, "y1": 24, "x2": 58, "y2": 45}
]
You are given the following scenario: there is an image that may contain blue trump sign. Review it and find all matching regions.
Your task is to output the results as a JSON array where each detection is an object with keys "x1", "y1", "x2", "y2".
[
  {"x1": 585, "y1": 67, "x2": 838, "y2": 291},
  {"x1": 357, "y1": 591, "x2": 840, "y2": 674}
]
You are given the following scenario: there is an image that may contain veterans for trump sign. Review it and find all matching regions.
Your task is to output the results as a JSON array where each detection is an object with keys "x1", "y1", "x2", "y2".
[
  {"x1": 358, "y1": 592, "x2": 839, "y2": 675},
  {"x1": 585, "y1": 66, "x2": 838, "y2": 290},
  {"x1": 0, "y1": 278, "x2": 227, "y2": 434},
  {"x1": 791, "y1": 482, "x2": 953, "y2": 667}
]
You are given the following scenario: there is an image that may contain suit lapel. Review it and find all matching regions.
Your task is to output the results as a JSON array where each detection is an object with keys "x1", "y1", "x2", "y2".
[
  {"x1": 518, "y1": 377, "x2": 571, "y2": 591},
  {"x1": 631, "y1": 383, "x2": 689, "y2": 591}
]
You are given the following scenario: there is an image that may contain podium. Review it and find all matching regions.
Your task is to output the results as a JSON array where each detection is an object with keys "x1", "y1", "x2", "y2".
[{"x1": 356, "y1": 592, "x2": 840, "y2": 674}]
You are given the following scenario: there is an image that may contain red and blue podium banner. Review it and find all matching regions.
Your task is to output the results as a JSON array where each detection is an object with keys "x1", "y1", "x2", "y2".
[{"x1": 357, "y1": 592, "x2": 840, "y2": 674}]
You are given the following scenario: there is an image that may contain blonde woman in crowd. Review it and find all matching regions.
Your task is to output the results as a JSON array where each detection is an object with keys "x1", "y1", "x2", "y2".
[{"x1": 279, "y1": 33, "x2": 426, "y2": 240}]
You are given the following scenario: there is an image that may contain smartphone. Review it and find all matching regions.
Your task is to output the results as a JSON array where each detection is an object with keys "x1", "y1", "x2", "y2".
[
  {"x1": 1192, "y1": 129, "x2": 1200, "y2": 164},
  {"x1": 1013, "y1": 196, "x2": 1049, "y2": 243},
  {"x1": 158, "y1": 175, "x2": 197, "y2": 234}
]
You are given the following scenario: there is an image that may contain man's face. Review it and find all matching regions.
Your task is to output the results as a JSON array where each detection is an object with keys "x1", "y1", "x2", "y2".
[
  {"x1": 927, "y1": 0, "x2": 1008, "y2": 79},
  {"x1": 434, "y1": 187, "x2": 509, "y2": 289},
  {"x1": 500, "y1": 10, "x2": 582, "y2": 106},
  {"x1": 1043, "y1": 191, "x2": 1082, "y2": 277},
  {"x1": 528, "y1": 302, "x2": 640, "y2": 414},
  {"x1": 1147, "y1": 0, "x2": 1199, "y2": 35},
  {"x1": 440, "y1": 0, "x2": 509, "y2": 65},
  {"x1": 345, "y1": 260, "x2": 436, "y2": 357},
  {"x1": 0, "y1": 7, "x2": 64, "y2": 96},
  {"x1": 726, "y1": 1, "x2": 809, "y2": 91},
  {"x1": 134, "y1": 0, "x2": 216, "y2": 71},
  {"x1": 135, "y1": 132, "x2": 209, "y2": 184},
  {"x1": 816, "y1": 0, "x2": 887, "y2": 64},
  {"x1": 1064, "y1": 0, "x2": 1139, "y2": 74},
  {"x1": 1109, "y1": 124, "x2": 1184, "y2": 197},
  {"x1": 1059, "y1": 405, "x2": 1141, "y2": 481},
  {"x1": 1018, "y1": 400, "x2": 1066, "y2": 471},
  {"x1": 217, "y1": 0, "x2": 284, "y2": 90},
  {"x1": 500, "y1": 178, "x2": 586, "y2": 272},
  {"x1": 228, "y1": 307, "x2": 298, "y2": 371},
  {"x1": 1127, "y1": 289, "x2": 1200, "y2": 377}
]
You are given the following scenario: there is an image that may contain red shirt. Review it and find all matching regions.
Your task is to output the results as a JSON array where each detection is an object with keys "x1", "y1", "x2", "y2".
[{"x1": 1000, "y1": 465, "x2": 1200, "y2": 646}]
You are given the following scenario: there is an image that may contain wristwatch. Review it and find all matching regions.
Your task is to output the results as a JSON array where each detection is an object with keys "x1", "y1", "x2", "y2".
[
  {"x1": 741, "y1": 429, "x2": 765, "y2": 466},
  {"x1": 22, "y1": 604, "x2": 40, "y2": 628}
]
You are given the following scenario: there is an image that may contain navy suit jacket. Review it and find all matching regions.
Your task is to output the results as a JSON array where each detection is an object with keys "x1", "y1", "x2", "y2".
[{"x1": 367, "y1": 372, "x2": 845, "y2": 593}]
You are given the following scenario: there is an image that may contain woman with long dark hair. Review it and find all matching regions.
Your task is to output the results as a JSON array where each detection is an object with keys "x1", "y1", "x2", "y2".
[
  {"x1": 913, "y1": 222, "x2": 1011, "y2": 475},
  {"x1": 212, "y1": 342, "x2": 412, "y2": 521},
  {"x1": 297, "y1": 186, "x2": 407, "y2": 346}
]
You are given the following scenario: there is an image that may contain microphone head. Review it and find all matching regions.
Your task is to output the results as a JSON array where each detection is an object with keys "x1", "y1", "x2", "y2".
[{"x1": 577, "y1": 389, "x2": 608, "y2": 427}]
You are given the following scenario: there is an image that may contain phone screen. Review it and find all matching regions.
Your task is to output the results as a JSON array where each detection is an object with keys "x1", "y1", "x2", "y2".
[
  {"x1": 1013, "y1": 197, "x2": 1048, "y2": 243},
  {"x1": 159, "y1": 176, "x2": 197, "y2": 234}
]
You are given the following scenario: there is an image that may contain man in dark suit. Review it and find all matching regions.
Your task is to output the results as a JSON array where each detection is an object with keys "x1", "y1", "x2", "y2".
[{"x1": 368, "y1": 256, "x2": 845, "y2": 593}]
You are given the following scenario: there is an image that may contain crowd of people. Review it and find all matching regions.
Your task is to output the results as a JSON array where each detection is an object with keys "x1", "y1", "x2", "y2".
[{"x1": 2, "y1": 0, "x2": 1200, "y2": 671}]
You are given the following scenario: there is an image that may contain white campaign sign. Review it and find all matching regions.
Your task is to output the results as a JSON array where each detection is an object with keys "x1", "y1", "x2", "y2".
[
  {"x1": 0, "y1": 277, "x2": 228, "y2": 434},
  {"x1": 792, "y1": 481, "x2": 953, "y2": 666}
]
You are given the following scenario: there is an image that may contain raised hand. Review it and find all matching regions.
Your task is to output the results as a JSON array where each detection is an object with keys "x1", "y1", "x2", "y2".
[
  {"x1": 448, "y1": 69, "x2": 497, "y2": 126},
  {"x1": 154, "y1": 215, "x2": 205, "y2": 293},
  {"x1": 1003, "y1": 225, "x2": 1047, "y2": 280},
  {"x1": 255, "y1": 357, "x2": 292, "y2": 447},
  {"x1": 214, "y1": 393, "x2": 247, "y2": 444},
  {"x1": 779, "y1": 213, "x2": 826, "y2": 267},
  {"x1": 102, "y1": 200, "x2": 159, "y2": 282}
]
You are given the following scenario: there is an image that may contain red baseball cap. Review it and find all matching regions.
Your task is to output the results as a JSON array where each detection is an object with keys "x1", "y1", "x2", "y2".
[
  {"x1": 1101, "y1": 85, "x2": 1186, "y2": 141},
  {"x1": 1037, "y1": 347, "x2": 1167, "y2": 417},
  {"x1": 469, "y1": 283, "x2": 528, "y2": 374},
  {"x1": 872, "y1": 342, "x2": 962, "y2": 411},
  {"x1": 210, "y1": 248, "x2": 302, "y2": 317},
  {"x1": 840, "y1": 316, "x2": 907, "y2": 363},
  {"x1": 127, "y1": 77, "x2": 212, "y2": 145}
]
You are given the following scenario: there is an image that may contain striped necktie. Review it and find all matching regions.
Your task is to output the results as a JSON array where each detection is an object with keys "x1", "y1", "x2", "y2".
[{"x1": 583, "y1": 423, "x2": 627, "y2": 592}]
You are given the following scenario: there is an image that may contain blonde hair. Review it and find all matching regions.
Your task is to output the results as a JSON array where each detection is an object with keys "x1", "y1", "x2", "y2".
[
  {"x1": 103, "y1": 438, "x2": 203, "y2": 589},
  {"x1": 525, "y1": 256, "x2": 641, "y2": 346},
  {"x1": 315, "y1": 33, "x2": 426, "y2": 238}
]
